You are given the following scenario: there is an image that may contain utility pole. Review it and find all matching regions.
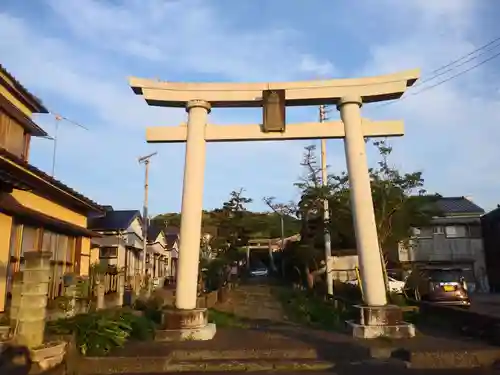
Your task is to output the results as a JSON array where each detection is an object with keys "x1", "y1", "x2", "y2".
[
  {"x1": 138, "y1": 152, "x2": 157, "y2": 279},
  {"x1": 319, "y1": 105, "x2": 334, "y2": 296}
]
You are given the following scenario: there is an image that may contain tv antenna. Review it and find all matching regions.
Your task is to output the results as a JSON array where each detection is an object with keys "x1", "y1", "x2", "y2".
[{"x1": 41, "y1": 112, "x2": 89, "y2": 177}]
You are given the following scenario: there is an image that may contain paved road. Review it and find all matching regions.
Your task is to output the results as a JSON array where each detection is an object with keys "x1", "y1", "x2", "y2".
[{"x1": 470, "y1": 294, "x2": 500, "y2": 317}]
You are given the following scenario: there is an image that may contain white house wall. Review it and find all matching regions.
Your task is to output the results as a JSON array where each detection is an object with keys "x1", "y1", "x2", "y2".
[
  {"x1": 148, "y1": 243, "x2": 165, "y2": 255},
  {"x1": 93, "y1": 235, "x2": 122, "y2": 247},
  {"x1": 129, "y1": 217, "x2": 143, "y2": 237},
  {"x1": 327, "y1": 254, "x2": 359, "y2": 282},
  {"x1": 157, "y1": 233, "x2": 167, "y2": 248},
  {"x1": 125, "y1": 217, "x2": 145, "y2": 249}
]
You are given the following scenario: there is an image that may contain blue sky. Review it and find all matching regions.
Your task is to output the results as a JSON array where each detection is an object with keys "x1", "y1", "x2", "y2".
[{"x1": 1, "y1": 0, "x2": 500, "y2": 215}]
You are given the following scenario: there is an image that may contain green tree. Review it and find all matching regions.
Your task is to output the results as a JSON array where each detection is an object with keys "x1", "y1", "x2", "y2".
[
  {"x1": 152, "y1": 190, "x2": 302, "y2": 252},
  {"x1": 211, "y1": 189, "x2": 254, "y2": 248},
  {"x1": 293, "y1": 141, "x2": 438, "y2": 289}
]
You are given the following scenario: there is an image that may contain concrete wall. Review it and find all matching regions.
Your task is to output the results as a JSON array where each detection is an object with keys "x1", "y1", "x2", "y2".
[{"x1": 327, "y1": 254, "x2": 359, "y2": 282}]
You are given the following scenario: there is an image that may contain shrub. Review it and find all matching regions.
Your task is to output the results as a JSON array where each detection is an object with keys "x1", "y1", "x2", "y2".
[
  {"x1": 119, "y1": 310, "x2": 155, "y2": 341},
  {"x1": 333, "y1": 280, "x2": 362, "y2": 302},
  {"x1": 47, "y1": 309, "x2": 155, "y2": 356},
  {"x1": 133, "y1": 296, "x2": 163, "y2": 324},
  {"x1": 276, "y1": 288, "x2": 353, "y2": 331},
  {"x1": 204, "y1": 258, "x2": 228, "y2": 291}
]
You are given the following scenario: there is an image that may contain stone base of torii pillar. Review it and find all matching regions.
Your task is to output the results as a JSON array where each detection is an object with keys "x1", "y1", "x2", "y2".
[
  {"x1": 155, "y1": 308, "x2": 216, "y2": 342},
  {"x1": 347, "y1": 305, "x2": 415, "y2": 339}
]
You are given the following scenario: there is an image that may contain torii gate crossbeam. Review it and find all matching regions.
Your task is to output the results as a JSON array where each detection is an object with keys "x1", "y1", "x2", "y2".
[{"x1": 146, "y1": 120, "x2": 404, "y2": 143}]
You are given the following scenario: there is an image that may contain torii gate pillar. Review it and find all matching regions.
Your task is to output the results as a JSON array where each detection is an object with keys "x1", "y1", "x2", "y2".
[
  {"x1": 337, "y1": 96, "x2": 387, "y2": 306},
  {"x1": 175, "y1": 100, "x2": 211, "y2": 310}
]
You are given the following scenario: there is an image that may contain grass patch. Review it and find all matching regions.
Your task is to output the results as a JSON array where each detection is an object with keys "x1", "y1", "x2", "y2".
[
  {"x1": 274, "y1": 287, "x2": 356, "y2": 331},
  {"x1": 208, "y1": 309, "x2": 250, "y2": 328}
]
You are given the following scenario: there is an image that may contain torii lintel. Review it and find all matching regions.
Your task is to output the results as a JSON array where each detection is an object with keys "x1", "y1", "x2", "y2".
[{"x1": 129, "y1": 69, "x2": 420, "y2": 108}]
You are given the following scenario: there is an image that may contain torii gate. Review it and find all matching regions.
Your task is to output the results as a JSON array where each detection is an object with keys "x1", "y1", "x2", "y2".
[{"x1": 130, "y1": 69, "x2": 420, "y2": 340}]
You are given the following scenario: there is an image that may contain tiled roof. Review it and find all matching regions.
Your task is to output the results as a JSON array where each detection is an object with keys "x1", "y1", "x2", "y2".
[
  {"x1": 0, "y1": 63, "x2": 48, "y2": 113},
  {"x1": 435, "y1": 196, "x2": 484, "y2": 215},
  {"x1": 88, "y1": 209, "x2": 141, "y2": 231},
  {"x1": 0, "y1": 148, "x2": 104, "y2": 213},
  {"x1": 147, "y1": 224, "x2": 163, "y2": 242},
  {"x1": 165, "y1": 226, "x2": 180, "y2": 235},
  {"x1": 166, "y1": 233, "x2": 179, "y2": 248}
]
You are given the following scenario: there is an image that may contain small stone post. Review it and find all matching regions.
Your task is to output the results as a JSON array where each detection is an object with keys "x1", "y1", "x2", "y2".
[
  {"x1": 116, "y1": 274, "x2": 124, "y2": 307},
  {"x1": 16, "y1": 251, "x2": 51, "y2": 349},
  {"x1": 96, "y1": 281, "x2": 105, "y2": 310},
  {"x1": 63, "y1": 274, "x2": 77, "y2": 318},
  {"x1": 9, "y1": 272, "x2": 23, "y2": 329}
]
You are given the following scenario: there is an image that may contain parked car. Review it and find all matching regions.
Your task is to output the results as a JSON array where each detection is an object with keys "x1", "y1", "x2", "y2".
[
  {"x1": 249, "y1": 263, "x2": 269, "y2": 277},
  {"x1": 346, "y1": 276, "x2": 405, "y2": 294},
  {"x1": 403, "y1": 267, "x2": 470, "y2": 307}
]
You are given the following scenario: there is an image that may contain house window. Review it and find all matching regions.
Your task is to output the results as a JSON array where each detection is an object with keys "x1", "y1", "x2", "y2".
[
  {"x1": 445, "y1": 225, "x2": 467, "y2": 238},
  {"x1": 469, "y1": 225, "x2": 482, "y2": 238},
  {"x1": 100, "y1": 247, "x2": 118, "y2": 258},
  {"x1": 40, "y1": 230, "x2": 76, "y2": 299},
  {"x1": 415, "y1": 227, "x2": 433, "y2": 238},
  {"x1": 433, "y1": 226, "x2": 444, "y2": 235}
]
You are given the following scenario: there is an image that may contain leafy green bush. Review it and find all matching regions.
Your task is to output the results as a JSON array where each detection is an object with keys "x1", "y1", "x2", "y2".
[
  {"x1": 133, "y1": 296, "x2": 163, "y2": 324},
  {"x1": 119, "y1": 310, "x2": 155, "y2": 341},
  {"x1": 333, "y1": 280, "x2": 362, "y2": 302},
  {"x1": 388, "y1": 292, "x2": 408, "y2": 306},
  {"x1": 204, "y1": 258, "x2": 228, "y2": 291},
  {"x1": 47, "y1": 309, "x2": 154, "y2": 356},
  {"x1": 276, "y1": 288, "x2": 353, "y2": 331}
]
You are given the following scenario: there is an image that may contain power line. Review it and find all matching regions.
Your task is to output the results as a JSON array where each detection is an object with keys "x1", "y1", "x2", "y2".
[
  {"x1": 413, "y1": 39, "x2": 500, "y2": 88},
  {"x1": 428, "y1": 35, "x2": 500, "y2": 75},
  {"x1": 375, "y1": 48, "x2": 500, "y2": 109},
  {"x1": 409, "y1": 50, "x2": 500, "y2": 96}
]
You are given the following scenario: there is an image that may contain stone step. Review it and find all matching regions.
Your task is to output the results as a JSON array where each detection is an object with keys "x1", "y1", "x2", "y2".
[
  {"x1": 79, "y1": 349, "x2": 329, "y2": 374},
  {"x1": 165, "y1": 359, "x2": 335, "y2": 372},
  {"x1": 81, "y1": 357, "x2": 335, "y2": 374},
  {"x1": 169, "y1": 348, "x2": 319, "y2": 361}
]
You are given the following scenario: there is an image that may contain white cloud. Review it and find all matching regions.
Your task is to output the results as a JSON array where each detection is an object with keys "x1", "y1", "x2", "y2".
[{"x1": 45, "y1": 0, "x2": 336, "y2": 81}]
